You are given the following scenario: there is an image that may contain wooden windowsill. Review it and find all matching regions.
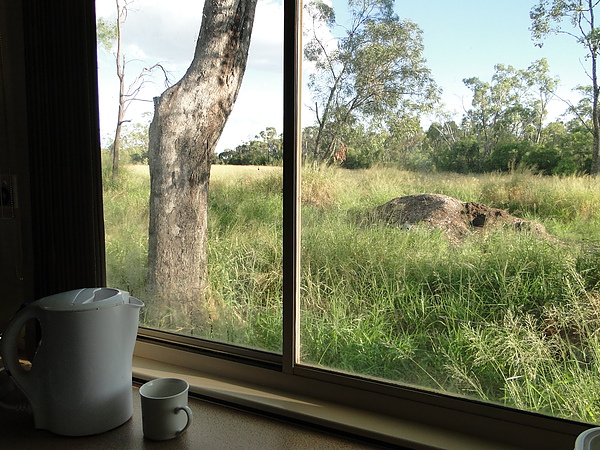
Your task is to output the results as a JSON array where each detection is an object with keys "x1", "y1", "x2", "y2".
[{"x1": 132, "y1": 355, "x2": 527, "y2": 450}]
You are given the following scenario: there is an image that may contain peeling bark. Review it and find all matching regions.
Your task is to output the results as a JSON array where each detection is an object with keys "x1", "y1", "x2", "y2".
[{"x1": 147, "y1": 0, "x2": 258, "y2": 316}]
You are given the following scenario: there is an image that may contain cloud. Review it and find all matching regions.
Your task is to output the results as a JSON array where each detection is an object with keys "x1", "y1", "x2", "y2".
[
  {"x1": 96, "y1": 0, "x2": 202, "y2": 71},
  {"x1": 97, "y1": 0, "x2": 284, "y2": 75},
  {"x1": 219, "y1": 0, "x2": 284, "y2": 150},
  {"x1": 248, "y1": 0, "x2": 284, "y2": 72},
  {"x1": 96, "y1": 0, "x2": 285, "y2": 152}
]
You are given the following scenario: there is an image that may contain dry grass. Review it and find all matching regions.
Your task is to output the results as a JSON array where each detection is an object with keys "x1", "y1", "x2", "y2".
[{"x1": 126, "y1": 164, "x2": 281, "y2": 179}]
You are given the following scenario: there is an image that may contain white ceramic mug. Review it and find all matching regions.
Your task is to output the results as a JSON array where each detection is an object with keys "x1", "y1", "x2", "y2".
[{"x1": 139, "y1": 378, "x2": 193, "y2": 440}]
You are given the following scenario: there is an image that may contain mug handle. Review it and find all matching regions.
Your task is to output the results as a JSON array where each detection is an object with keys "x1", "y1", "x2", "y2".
[{"x1": 175, "y1": 405, "x2": 193, "y2": 435}]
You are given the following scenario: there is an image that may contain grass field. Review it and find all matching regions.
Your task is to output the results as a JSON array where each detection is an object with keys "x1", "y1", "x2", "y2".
[{"x1": 104, "y1": 162, "x2": 600, "y2": 423}]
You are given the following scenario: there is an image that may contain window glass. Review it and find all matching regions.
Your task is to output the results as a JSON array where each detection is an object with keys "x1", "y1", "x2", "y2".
[
  {"x1": 96, "y1": 0, "x2": 284, "y2": 352},
  {"x1": 96, "y1": 0, "x2": 600, "y2": 426},
  {"x1": 299, "y1": 0, "x2": 600, "y2": 424}
]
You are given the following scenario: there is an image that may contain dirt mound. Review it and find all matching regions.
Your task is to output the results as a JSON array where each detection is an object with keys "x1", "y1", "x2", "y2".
[{"x1": 368, "y1": 193, "x2": 548, "y2": 243}]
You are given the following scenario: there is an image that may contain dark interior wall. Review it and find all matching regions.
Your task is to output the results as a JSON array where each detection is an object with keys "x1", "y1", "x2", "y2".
[
  {"x1": 0, "y1": 0, "x2": 105, "y2": 326},
  {"x1": 0, "y1": 0, "x2": 33, "y2": 330}
]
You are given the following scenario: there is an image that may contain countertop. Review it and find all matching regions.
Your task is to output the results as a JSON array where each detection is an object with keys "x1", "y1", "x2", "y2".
[{"x1": 0, "y1": 385, "x2": 383, "y2": 449}]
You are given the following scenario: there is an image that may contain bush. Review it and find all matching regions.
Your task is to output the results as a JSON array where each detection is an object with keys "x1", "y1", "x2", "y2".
[
  {"x1": 342, "y1": 147, "x2": 372, "y2": 169},
  {"x1": 483, "y1": 141, "x2": 529, "y2": 172},
  {"x1": 432, "y1": 138, "x2": 481, "y2": 173},
  {"x1": 521, "y1": 144, "x2": 561, "y2": 175},
  {"x1": 553, "y1": 157, "x2": 579, "y2": 176}
]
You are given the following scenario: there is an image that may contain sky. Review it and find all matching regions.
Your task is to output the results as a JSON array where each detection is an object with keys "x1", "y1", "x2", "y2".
[
  {"x1": 95, "y1": 0, "x2": 589, "y2": 152},
  {"x1": 397, "y1": 0, "x2": 586, "y2": 119}
]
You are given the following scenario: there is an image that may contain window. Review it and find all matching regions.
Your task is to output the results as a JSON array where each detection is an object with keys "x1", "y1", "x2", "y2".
[
  {"x1": 97, "y1": 0, "x2": 284, "y2": 354},
  {"x1": 94, "y1": 0, "x2": 596, "y2": 447}
]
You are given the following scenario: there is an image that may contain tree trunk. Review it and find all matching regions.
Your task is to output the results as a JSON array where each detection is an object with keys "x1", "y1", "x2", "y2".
[
  {"x1": 112, "y1": 3, "x2": 125, "y2": 181},
  {"x1": 592, "y1": 54, "x2": 600, "y2": 175},
  {"x1": 111, "y1": 119, "x2": 122, "y2": 181},
  {"x1": 112, "y1": 57, "x2": 125, "y2": 181},
  {"x1": 147, "y1": 0, "x2": 257, "y2": 322},
  {"x1": 589, "y1": 0, "x2": 600, "y2": 176},
  {"x1": 593, "y1": 108, "x2": 600, "y2": 175}
]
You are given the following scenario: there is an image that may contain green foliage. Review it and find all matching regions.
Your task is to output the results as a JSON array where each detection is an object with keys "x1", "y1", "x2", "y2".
[
  {"x1": 530, "y1": 1, "x2": 593, "y2": 45},
  {"x1": 431, "y1": 137, "x2": 480, "y2": 173},
  {"x1": 100, "y1": 2, "x2": 598, "y2": 176},
  {"x1": 296, "y1": 55, "x2": 593, "y2": 174},
  {"x1": 304, "y1": 0, "x2": 438, "y2": 165},
  {"x1": 462, "y1": 60, "x2": 558, "y2": 156},
  {"x1": 342, "y1": 146, "x2": 372, "y2": 169},
  {"x1": 530, "y1": 0, "x2": 600, "y2": 174},
  {"x1": 521, "y1": 144, "x2": 561, "y2": 175},
  {"x1": 219, "y1": 127, "x2": 282, "y2": 166},
  {"x1": 483, "y1": 141, "x2": 529, "y2": 172},
  {"x1": 100, "y1": 118, "x2": 151, "y2": 165},
  {"x1": 120, "y1": 118, "x2": 151, "y2": 164},
  {"x1": 96, "y1": 17, "x2": 117, "y2": 53},
  {"x1": 424, "y1": 116, "x2": 593, "y2": 175}
]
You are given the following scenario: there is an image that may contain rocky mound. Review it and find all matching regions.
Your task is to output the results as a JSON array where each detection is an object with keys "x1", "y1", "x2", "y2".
[{"x1": 368, "y1": 193, "x2": 548, "y2": 243}]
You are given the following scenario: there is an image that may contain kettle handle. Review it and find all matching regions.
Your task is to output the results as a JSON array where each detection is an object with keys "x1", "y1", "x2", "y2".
[{"x1": 1, "y1": 305, "x2": 43, "y2": 394}]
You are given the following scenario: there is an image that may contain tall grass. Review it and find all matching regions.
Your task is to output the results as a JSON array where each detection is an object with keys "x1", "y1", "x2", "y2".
[
  {"x1": 103, "y1": 159, "x2": 149, "y2": 295},
  {"x1": 103, "y1": 162, "x2": 600, "y2": 423},
  {"x1": 204, "y1": 166, "x2": 283, "y2": 349}
]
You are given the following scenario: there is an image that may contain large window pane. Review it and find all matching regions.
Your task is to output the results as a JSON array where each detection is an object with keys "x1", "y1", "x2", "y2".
[
  {"x1": 299, "y1": 0, "x2": 600, "y2": 424},
  {"x1": 97, "y1": 0, "x2": 283, "y2": 352}
]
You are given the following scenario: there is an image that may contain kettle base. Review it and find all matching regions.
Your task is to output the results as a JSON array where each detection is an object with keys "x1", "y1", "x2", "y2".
[{"x1": 34, "y1": 407, "x2": 133, "y2": 437}]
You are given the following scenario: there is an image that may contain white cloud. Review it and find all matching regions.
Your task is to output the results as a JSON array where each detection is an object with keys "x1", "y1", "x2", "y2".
[
  {"x1": 96, "y1": 0, "x2": 202, "y2": 71},
  {"x1": 96, "y1": 0, "x2": 285, "y2": 152},
  {"x1": 219, "y1": 0, "x2": 284, "y2": 150}
]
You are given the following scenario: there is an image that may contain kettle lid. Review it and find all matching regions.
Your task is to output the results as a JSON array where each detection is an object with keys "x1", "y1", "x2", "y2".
[{"x1": 33, "y1": 288, "x2": 130, "y2": 311}]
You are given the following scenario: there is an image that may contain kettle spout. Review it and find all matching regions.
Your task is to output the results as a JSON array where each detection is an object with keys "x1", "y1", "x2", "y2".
[{"x1": 129, "y1": 296, "x2": 144, "y2": 308}]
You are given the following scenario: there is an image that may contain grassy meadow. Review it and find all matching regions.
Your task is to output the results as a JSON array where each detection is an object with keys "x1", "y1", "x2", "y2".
[{"x1": 104, "y1": 161, "x2": 600, "y2": 423}]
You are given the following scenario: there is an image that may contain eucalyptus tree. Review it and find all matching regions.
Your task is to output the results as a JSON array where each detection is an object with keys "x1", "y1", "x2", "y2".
[
  {"x1": 530, "y1": 0, "x2": 600, "y2": 174},
  {"x1": 424, "y1": 119, "x2": 462, "y2": 164},
  {"x1": 304, "y1": 0, "x2": 438, "y2": 165},
  {"x1": 97, "y1": 0, "x2": 168, "y2": 180},
  {"x1": 521, "y1": 58, "x2": 559, "y2": 143},
  {"x1": 462, "y1": 60, "x2": 559, "y2": 163},
  {"x1": 147, "y1": 0, "x2": 258, "y2": 312}
]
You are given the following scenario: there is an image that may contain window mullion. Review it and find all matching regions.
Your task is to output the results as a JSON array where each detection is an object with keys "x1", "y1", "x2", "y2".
[{"x1": 282, "y1": 0, "x2": 302, "y2": 374}]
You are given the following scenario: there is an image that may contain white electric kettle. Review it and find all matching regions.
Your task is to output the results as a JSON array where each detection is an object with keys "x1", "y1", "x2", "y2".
[{"x1": 0, "y1": 288, "x2": 143, "y2": 436}]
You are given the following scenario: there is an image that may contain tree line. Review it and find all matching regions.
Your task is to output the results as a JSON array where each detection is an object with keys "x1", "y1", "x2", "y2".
[
  {"x1": 205, "y1": 0, "x2": 599, "y2": 175},
  {"x1": 102, "y1": 0, "x2": 600, "y2": 176},
  {"x1": 216, "y1": 55, "x2": 592, "y2": 175},
  {"x1": 121, "y1": 66, "x2": 592, "y2": 176}
]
